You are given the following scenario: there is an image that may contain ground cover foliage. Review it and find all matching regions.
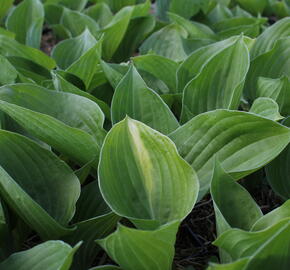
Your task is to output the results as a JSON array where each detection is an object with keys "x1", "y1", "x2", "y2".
[{"x1": 0, "y1": 0, "x2": 290, "y2": 269}]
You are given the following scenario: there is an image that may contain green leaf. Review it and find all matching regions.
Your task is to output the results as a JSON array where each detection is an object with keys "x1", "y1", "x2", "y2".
[
  {"x1": 169, "y1": 109, "x2": 290, "y2": 199},
  {"x1": 112, "y1": 14, "x2": 155, "y2": 62},
  {"x1": 181, "y1": 36, "x2": 250, "y2": 122},
  {"x1": 266, "y1": 117, "x2": 290, "y2": 199},
  {"x1": 0, "y1": 34, "x2": 56, "y2": 69},
  {"x1": 6, "y1": 0, "x2": 44, "y2": 48},
  {"x1": 133, "y1": 54, "x2": 179, "y2": 93},
  {"x1": 168, "y1": 12, "x2": 216, "y2": 40},
  {"x1": 99, "y1": 6, "x2": 133, "y2": 60},
  {"x1": 111, "y1": 66, "x2": 179, "y2": 134},
  {"x1": 0, "y1": 130, "x2": 80, "y2": 239},
  {"x1": 99, "y1": 117, "x2": 199, "y2": 229},
  {"x1": 251, "y1": 17, "x2": 290, "y2": 59},
  {"x1": 252, "y1": 200, "x2": 290, "y2": 231},
  {"x1": 102, "y1": 0, "x2": 136, "y2": 13},
  {"x1": 140, "y1": 24, "x2": 188, "y2": 61},
  {"x1": 51, "y1": 71, "x2": 111, "y2": 121},
  {"x1": 85, "y1": 3, "x2": 113, "y2": 28},
  {"x1": 97, "y1": 221, "x2": 179, "y2": 270},
  {"x1": 100, "y1": 61, "x2": 129, "y2": 89},
  {"x1": 58, "y1": 0, "x2": 89, "y2": 11},
  {"x1": 214, "y1": 218, "x2": 290, "y2": 269},
  {"x1": 245, "y1": 37, "x2": 290, "y2": 101},
  {"x1": 0, "y1": 55, "x2": 18, "y2": 86},
  {"x1": 207, "y1": 258, "x2": 249, "y2": 270},
  {"x1": 177, "y1": 36, "x2": 253, "y2": 93},
  {"x1": 169, "y1": 0, "x2": 201, "y2": 19},
  {"x1": 6, "y1": 56, "x2": 51, "y2": 84},
  {"x1": 210, "y1": 160, "x2": 262, "y2": 262},
  {"x1": 61, "y1": 8, "x2": 100, "y2": 38},
  {"x1": 0, "y1": 0, "x2": 13, "y2": 21},
  {"x1": 0, "y1": 241, "x2": 80, "y2": 270},
  {"x1": 66, "y1": 38, "x2": 102, "y2": 89},
  {"x1": 256, "y1": 76, "x2": 290, "y2": 116},
  {"x1": 65, "y1": 212, "x2": 120, "y2": 270},
  {"x1": 236, "y1": 0, "x2": 268, "y2": 14},
  {"x1": 52, "y1": 29, "x2": 97, "y2": 70},
  {"x1": 249, "y1": 97, "x2": 284, "y2": 121},
  {"x1": 0, "y1": 84, "x2": 106, "y2": 167},
  {"x1": 211, "y1": 160, "x2": 262, "y2": 235}
]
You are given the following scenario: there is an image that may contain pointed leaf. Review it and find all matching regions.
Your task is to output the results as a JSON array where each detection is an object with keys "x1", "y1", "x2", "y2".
[
  {"x1": 0, "y1": 130, "x2": 80, "y2": 239},
  {"x1": 249, "y1": 97, "x2": 284, "y2": 121},
  {"x1": 6, "y1": 0, "x2": 44, "y2": 48},
  {"x1": 181, "y1": 37, "x2": 249, "y2": 122},
  {"x1": 97, "y1": 221, "x2": 179, "y2": 270},
  {"x1": 245, "y1": 37, "x2": 290, "y2": 101},
  {"x1": 111, "y1": 66, "x2": 179, "y2": 134},
  {"x1": 0, "y1": 84, "x2": 106, "y2": 167},
  {"x1": 169, "y1": 109, "x2": 290, "y2": 198},
  {"x1": 256, "y1": 76, "x2": 290, "y2": 116},
  {"x1": 0, "y1": 241, "x2": 80, "y2": 270},
  {"x1": 52, "y1": 29, "x2": 97, "y2": 69},
  {"x1": 251, "y1": 17, "x2": 290, "y2": 59},
  {"x1": 99, "y1": 118, "x2": 199, "y2": 229}
]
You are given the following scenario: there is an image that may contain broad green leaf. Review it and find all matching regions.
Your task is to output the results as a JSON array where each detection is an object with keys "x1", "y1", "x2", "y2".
[
  {"x1": 52, "y1": 29, "x2": 97, "y2": 69},
  {"x1": 66, "y1": 38, "x2": 102, "y2": 89},
  {"x1": 207, "y1": 258, "x2": 249, "y2": 270},
  {"x1": 133, "y1": 54, "x2": 178, "y2": 93},
  {"x1": 214, "y1": 218, "x2": 290, "y2": 269},
  {"x1": 169, "y1": 0, "x2": 201, "y2": 19},
  {"x1": 51, "y1": 71, "x2": 111, "y2": 121},
  {"x1": 169, "y1": 109, "x2": 290, "y2": 198},
  {"x1": 140, "y1": 24, "x2": 188, "y2": 61},
  {"x1": 58, "y1": 0, "x2": 89, "y2": 11},
  {"x1": 236, "y1": 0, "x2": 268, "y2": 14},
  {"x1": 0, "y1": 0, "x2": 13, "y2": 20},
  {"x1": 249, "y1": 97, "x2": 284, "y2": 121},
  {"x1": 0, "y1": 84, "x2": 106, "y2": 167},
  {"x1": 207, "y1": 4, "x2": 233, "y2": 24},
  {"x1": 99, "y1": 118, "x2": 199, "y2": 229},
  {"x1": 244, "y1": 37, "x2": 290, "y2": 101},
  {"x1": 252, "y1": 200, "x2": 290, "y2": 231},
  {"x1": 0, "y1": 130, "x2": 80, "y2": 239},
  {"x1": 99, "y1": 6, "x2": 133, "y2": 60},
  {"x1": 256, "y1": 76, "x2": 290, "y2": 116},
  {"x1": 6, "y1": 56, "x2": 51, "y2": 84},
  {"x1": 73, "y1": 181, "x2": 110, "y2": 223},
  {"x1": 168, "y1": 12, "x2": 216, "y2": 40},
  {"x1": 251, "y1": 17, "x2": 290, "y2": 59},
  {"x1": 0, "y1": 241, "x2": 80, "y2": 270},
  {"x1": 181, "y1": 36, "x2": 249, "y2": 122},
  {"x1": 102, "y1": 0, "x2": 136, "y2": 13},
  {"x1": 85, "y1": 3, "x2": 113, "y2": 28},
  {"x1": 6, "y1": 0, "x2": 44, "y2": 48},
  {"x1": 266, "y1": 117, "x2": 290, "y2": 199},
  {"x1": 211, "y1": 160, "x2": 262, "y2": 235},
  {"x1": 61, "y1": 8, "x2": 100, "y2": 38},
  {"x1": 0, "y1": 55, "x2": 18, "y2": 85},
  {"x1": 0, "y1": 34, "x2": 56, "y2": 69},
  {"x1": 177, "y1": 36, "x2": 253, "y2": 92},
  {"x1": 112, "y1": 14, "x2": 155, "y2": 62},
  {"x1": 65, "y1": 212, "x2": 120, "y2": 270},
  {"x1": 97, "y1": 221, "x2": 179, "y2": 270},
  {"x1": 156, "y1": 0, "x2": 172, "y2": 20},
  {"x1": 111, "y1": 66, "x2": 179, "y2": 134},
  {"x1": 100, "y1": 61, "x2": 129, "y2": 89}
]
